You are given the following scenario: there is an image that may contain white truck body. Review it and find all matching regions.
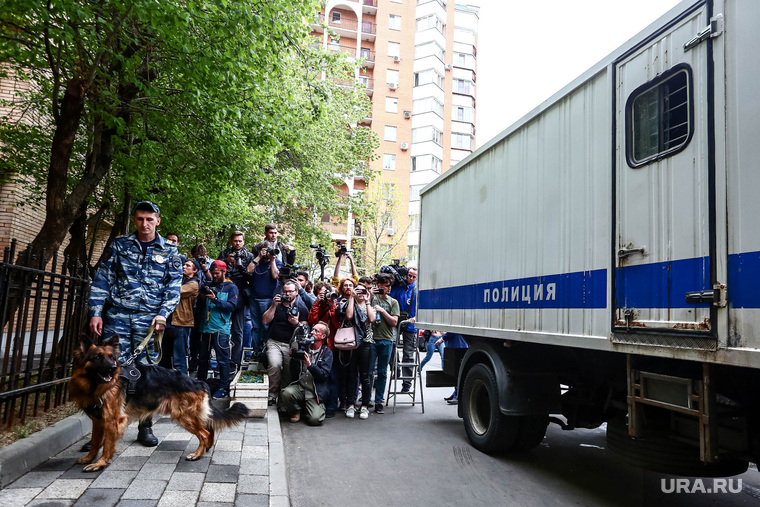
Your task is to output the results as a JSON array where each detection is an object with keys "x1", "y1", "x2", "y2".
[
  {"x1": 419, "y1": 0, "x2": 760, "y2": 367},
  {"x1": 417, "y1": 0, "x2": 760, "y2": 473}
]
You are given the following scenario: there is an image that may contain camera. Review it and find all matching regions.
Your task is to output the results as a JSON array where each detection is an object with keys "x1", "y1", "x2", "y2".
[
  {"x1": 281, "y1": 295, "x2": 293, "y2": 303},
  {"x1": 334, "y1": 241, "x2": 351, "y2": 258},
  {"x1": 265, "y1": 247, "x2": 280, "y2": 258},
  {"x1": 278, "y1": 263, "x2": 301, "y2": 280},
  {"x1": 380, "y1": 261, "x2": 408, "y2": 287},
  {"x1": 291, "y1": 325, "x2": 314, "y2": 360},
  {"x1": 200, "y1": 285, "x2": 216, "y2": 296},
  {"x1": 195, "y1": 256, "x2": 206, "y2": 266},
  {"x1": 376, "y1": 287, "x2": 385, "y2": 295},
  {"x1": 287, "y1": 305, "x2": 299, "y2": 318},
  {"x1": 310, "y1": 244, "x2": 329, "y2": 266},
  {"x1": 231, "y1": 251, "x2": 245, "y2": 268}
]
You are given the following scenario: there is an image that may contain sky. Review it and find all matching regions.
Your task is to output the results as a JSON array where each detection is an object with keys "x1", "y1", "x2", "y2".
[{"x1": 475, "y1": 0, "x2": 684, "y2": 145}]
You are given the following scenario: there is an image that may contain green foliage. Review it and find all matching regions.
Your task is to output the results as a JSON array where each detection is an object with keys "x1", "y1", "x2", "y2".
[{"x1": 0, "y1": 0, "x2": 377, "y2": 260}]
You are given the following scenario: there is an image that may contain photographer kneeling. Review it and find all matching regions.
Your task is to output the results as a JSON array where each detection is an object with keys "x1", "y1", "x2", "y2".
[
  {"x1": 262, "y1": 280, "x2": 309, "y2": 406},
  {"x1": 280, "y1": 322, "x2": 333, "y2": 425}
]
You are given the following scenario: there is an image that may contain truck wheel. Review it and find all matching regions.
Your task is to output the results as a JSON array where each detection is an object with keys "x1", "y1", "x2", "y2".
[
  {"x1": 462, "y1": 363, "x2": 519, "y2": 453},
  {"x1": 512, "y1": 415, "x2": 549, "y2": 451},
  {"x1": 606, "y1": 418, "x2": 748, "y2": 477}
]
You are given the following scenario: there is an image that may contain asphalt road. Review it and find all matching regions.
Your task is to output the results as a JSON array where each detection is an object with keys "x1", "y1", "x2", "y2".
[{"x1": 282, "y1": 369, "x2": 760, "y2": 507}]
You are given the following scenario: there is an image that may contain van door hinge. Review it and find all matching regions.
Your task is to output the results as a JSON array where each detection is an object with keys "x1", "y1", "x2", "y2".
[{"x1": 684, "y1": 14, "x2": 724, "y2": 51}]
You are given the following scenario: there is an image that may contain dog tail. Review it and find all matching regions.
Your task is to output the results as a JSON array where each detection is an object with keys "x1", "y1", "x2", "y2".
[{"x1": 208, "y1": 402, "x2": 250, "y2": 430}]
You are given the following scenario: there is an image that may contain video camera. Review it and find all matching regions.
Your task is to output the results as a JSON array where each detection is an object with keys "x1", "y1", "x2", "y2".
[
  {"x1": 380, "y1": 260, "x2": 409, "y2": 287},
  {"x1": 200, "y1": 285, "x2": 216, "y2": 296},
  {"x1": 310, "y1": 243, "x2": 329, "y2": 267},
  {"x1": 278, "y1": 263, "x2": 301, "y2": 281},
  {"x1": 230, "y1": 251, "x2": 247, "y2": 269},
  {"x1": 334, "y1": 241, "x2": 351, "y2": 258},
  {"x1": 291, "y1": 325, "x2": 314, "y2": 360}
]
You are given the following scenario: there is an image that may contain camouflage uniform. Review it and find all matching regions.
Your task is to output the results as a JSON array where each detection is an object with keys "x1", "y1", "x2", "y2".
[{"x1": 89, "y1": 233, "x2": 183, "y2": 363}]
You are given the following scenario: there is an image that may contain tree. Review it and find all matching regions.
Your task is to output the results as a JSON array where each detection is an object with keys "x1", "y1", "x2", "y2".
[
  {"x1": 353, "y1": 180, "x2": 410, "y2": 275},
  {"x1": 0, "y1": 0, "x2": 377, "y2": 272}
]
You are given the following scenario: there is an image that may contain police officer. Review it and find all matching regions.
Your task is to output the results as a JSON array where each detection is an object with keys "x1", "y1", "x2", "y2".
[{"x1": 89, "y1": 200, "x2": 182, "y2": 446}]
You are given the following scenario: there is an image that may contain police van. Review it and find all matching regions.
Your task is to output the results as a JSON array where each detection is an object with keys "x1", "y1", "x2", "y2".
[{"x1": 417, "y1": 0, "x2": 760, "y2": 475}]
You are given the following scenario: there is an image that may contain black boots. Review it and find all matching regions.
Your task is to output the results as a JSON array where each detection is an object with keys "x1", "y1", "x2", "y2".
[{"x1": 137, "y1": 417, "x2": 158, "y2": 447}]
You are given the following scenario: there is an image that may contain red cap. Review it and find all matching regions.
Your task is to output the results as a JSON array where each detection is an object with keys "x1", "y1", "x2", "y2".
[{"x1": 210, "y1": 260, "x2": 227, "y2": 271}]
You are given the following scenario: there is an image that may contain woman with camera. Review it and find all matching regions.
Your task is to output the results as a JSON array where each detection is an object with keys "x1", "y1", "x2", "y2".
[{"x1": 336, "y1": 282, "x2": 376, "y2": 420}]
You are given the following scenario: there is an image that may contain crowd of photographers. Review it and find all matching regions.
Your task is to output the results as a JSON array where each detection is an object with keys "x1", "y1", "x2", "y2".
[{"x1": 160, "y1": 225, "x2": 446, "y2": 425}]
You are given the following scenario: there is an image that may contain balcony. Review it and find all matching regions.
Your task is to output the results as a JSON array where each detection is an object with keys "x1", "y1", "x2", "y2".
[
  {"x1": 359, "y1": 48, "x2": 375, "y2": 68},
  {"x1": 356, "y1": 76, "x2": 374, "y2": 96},
  {"x1": 362, "y1": 0, "x2": 378, "y2": 15},
  {"x1": 310, "y1": 13, "x2": 376, "y2": 41}
]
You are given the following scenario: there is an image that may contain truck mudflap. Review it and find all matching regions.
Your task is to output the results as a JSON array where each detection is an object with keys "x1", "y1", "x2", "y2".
[{"x1": 457, "y1": 339, "x2": 561, "y2": 417}]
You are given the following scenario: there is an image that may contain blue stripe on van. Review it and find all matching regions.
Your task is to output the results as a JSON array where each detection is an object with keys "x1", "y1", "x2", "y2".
[
  {"x1": 728, "y1": 251, "x2": 760, "y2": 308},
  {"x1": 417, "y1": 269, "x2": 607, "y2": 310},
  {"x1": 418, "y1": 251, "x2": 760, "y2": 311},
  {"x1": 615, "y1": 256, "x2": 711, "y2": 309}
]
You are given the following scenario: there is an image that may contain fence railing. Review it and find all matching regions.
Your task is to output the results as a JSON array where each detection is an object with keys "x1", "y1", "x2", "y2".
[{"x1": 0, "y1": 239, "x2": 90, "y2": 428}]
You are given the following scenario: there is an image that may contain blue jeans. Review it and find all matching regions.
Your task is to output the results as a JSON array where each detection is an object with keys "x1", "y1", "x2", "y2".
[
  {"x1": 369, "y1": 340, "x2": 394, "y2": 404},
  {"x1": 420, "y1": 339, "x2": 444, "y2": 372},
  {"x1": 197, "y1": 332, "x2": 232, "y2": 391},
  {"x1": 249, "y1": 298, "x2": 272, "y2": 352},
  {"x1": 172, "y1": 326, "x2": 191, "y2": 375}
]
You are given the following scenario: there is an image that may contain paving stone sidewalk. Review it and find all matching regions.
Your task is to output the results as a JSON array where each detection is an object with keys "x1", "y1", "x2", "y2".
[{"x1": 0, "y1": 407, "x2": 288, "y2": 507}]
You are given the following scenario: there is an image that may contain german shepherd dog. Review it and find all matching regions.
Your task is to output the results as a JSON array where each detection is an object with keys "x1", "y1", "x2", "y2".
[{"x1": 70, "y1": 335, "x2": 249, "y2": 471}]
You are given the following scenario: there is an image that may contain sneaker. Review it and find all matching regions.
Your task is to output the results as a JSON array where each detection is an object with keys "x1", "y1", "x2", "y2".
[
  {"x1": 368, "y1": 402, "x2": 374, "y2": 408},
  {"x1": 359, "y1": 407, "x2": 369, "y2": 420},
  {"x1": 374, "y1": 403, "x2": 385, "y2": 414},
  {"x1": 447, "y1": 397, "x2": 458, "y2": 405},
  {"x1": 400, "y1": 386, "x2": 410, "y2": 393},
  {"x1": 212, "y1": 388, "x2": 229, "y2": 399},
  {"x1": 444, "y1": 393, "x2": 456, "y2": 401},
  {"x1": 345, "y1": 406, "x2": 356, "y2": 418},
  {"x1": 325, "y1": 410, "x2": 336, "y2": 419}
]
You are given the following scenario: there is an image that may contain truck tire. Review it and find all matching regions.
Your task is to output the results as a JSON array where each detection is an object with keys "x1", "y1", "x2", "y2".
[
  {"x1": 512, "y1": 415, "x2": 549, "y2": 451},
  {"x1": 462, "y1": 363, "x2": 519, "y2": 453},
  {"x1": 606, "y1": 418, "x2": 748, "y2": 477}
]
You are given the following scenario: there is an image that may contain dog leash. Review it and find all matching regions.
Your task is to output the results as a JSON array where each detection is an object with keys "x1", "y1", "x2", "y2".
[{"x1": 124, "y1": 322, "x2": 164, "y2": 366}]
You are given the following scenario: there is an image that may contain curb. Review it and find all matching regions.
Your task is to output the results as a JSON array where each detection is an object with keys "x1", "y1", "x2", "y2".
[
  {"x1": 0, "y1": 412, "x2": 92, "y2": 489},
  {"x1": 267, "y1": 405, "x2": 290, "y2": 507}
]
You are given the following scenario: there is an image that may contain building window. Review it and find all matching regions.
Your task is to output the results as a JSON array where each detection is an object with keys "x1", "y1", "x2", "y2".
[
  {"x1": 382, "y1": 183, "x2": 396, "y2": 200},
  {"x1": 410, "y1": 154, "x2": 442, "y2": 173},
  {"x1": 386, "y1": 97, "x2": 398, "y2": 113},
  {"x1": 388, "y1": 42, "x2": 401, "y2": 58},
  {"x1": 410, "y1": 185, "x2": 424, "y2": 202},
  {"x1": 389, "y1": 14, "x2": 401, "y2": 30},
  {"x1": 328, "y1": 37, "x2": 340, "y2": 51},
  {"x1": 416, "y1": 14, "x2": 445, "y2": 34},
  {"x1": 386, "y1": 69, "x2": 399, "y2": 86},
  {"x1": 409, "y1": 214, "x2": 420, "y2": 231},
  {"x1": 452, "y1": 133, "x2": 473, "y2": 150},
  {"x1": 384, "y1": 125, "x2": 397, "y2": 142},
  {"x1": 408, "y1": 245, "x2": 419, "y2": 261},
  {"x1": 331, "y1": 11, "x2": 341, "y2": 23},
  {"x1": 414, "y1": 41, "x2": 445, "y2": 62},
  {"x1": 321, "y1": 212, "x2": 331, "y2": 223},
  {"x1": 413, "y1": 97, "x2": 444, "y2": 117},
  {"x1": 626, "y1": 64, "x2": 692, "y2": 167},
  {"x1": 412, "y1": 126, "x2": 442, "y2": 146},
  {"x1": 453, "y1": 79, "x2": 474, "y2": 95},
  {"x1": 383, "y1": 154, "x2": 396, "y2": 171},
  {"x1": 455, "y1": 106, "x2": 475, "y2": 123},
  {"x1": 414, "y1": 69, "x2": 444, "y2": 89}
]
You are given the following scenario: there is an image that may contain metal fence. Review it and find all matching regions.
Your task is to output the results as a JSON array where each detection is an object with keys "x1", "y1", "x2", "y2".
[{"x1": 0, "y1": 239, "x2": 90, "y2": 428}]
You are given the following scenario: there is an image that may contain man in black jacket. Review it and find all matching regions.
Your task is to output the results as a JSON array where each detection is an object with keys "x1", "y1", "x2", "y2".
[
  {"x1": 280, "y1": 322, "x2": 333, "y2": 425},
  {"x1": 217, "y1": 231, "x2": 254, "y2": 371}
]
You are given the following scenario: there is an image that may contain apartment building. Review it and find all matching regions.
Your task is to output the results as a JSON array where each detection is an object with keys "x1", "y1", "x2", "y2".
[{"x1": 311, "y1": 0, "x2": 479, "y2": 271}]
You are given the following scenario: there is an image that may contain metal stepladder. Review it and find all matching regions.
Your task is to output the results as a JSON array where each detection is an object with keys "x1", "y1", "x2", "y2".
[{"x1": 386, "y1": 320, "x2": 424, "y2": 413}]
